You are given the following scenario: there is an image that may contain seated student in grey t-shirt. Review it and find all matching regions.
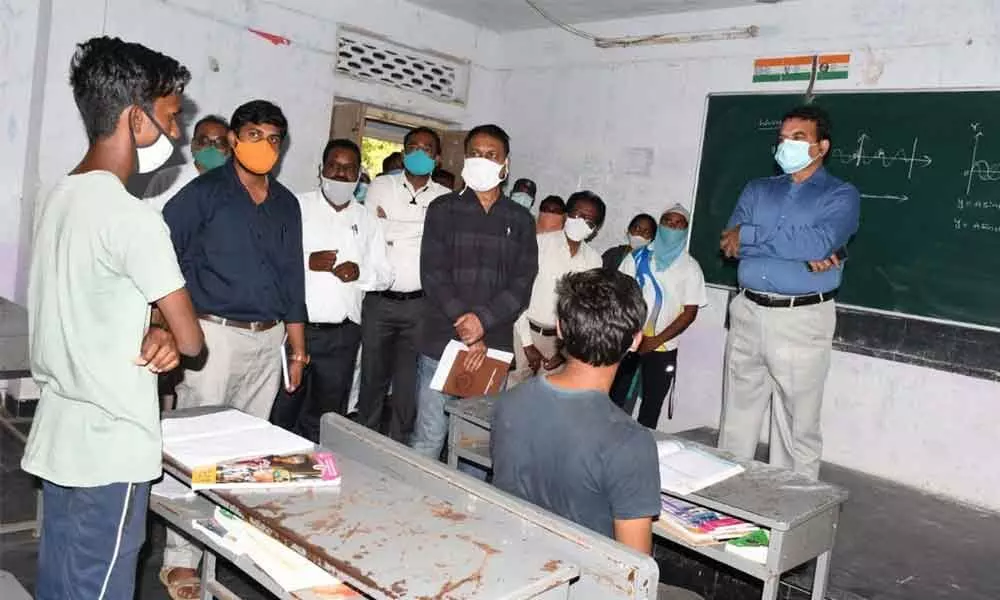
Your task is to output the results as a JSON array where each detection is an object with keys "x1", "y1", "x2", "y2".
[{"x1": 491, "y1": 268, "x2": 661, "y2": 554}]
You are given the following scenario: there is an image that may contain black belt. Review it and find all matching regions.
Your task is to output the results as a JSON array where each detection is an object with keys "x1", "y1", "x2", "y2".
[
  {"x1": 742, "y1": 288, "x2": 837, "y2": 308},
  {"x1": 199, "y1": 314, "x2": 279, "y2": 332},
  {"x1": 371, "y1": 290, "x2": 424, "y2": 301},
  {"x1": 529, "y1": 321, "x2": 557, "y2": 336},
  {"x1": 307, "y1": 321, "x2": 351, "y2": 330}
]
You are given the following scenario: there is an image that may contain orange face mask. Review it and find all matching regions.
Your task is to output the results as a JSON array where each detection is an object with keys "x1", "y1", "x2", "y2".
[
  {"x1": 536, "y1": 212, "x2": 566, "y2": 234},
  {"x1": 233, "y1": 139, "x2": 278, "y2": 175}
]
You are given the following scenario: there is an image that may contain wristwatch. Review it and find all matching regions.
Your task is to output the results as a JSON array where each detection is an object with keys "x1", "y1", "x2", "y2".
[{"x1": 289, "y1": 353, "x2": 311, "y2": 365}]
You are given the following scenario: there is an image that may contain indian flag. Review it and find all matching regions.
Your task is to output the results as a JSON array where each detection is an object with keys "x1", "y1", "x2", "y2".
[{"x1": 753, "y1": 54, "x2": 849, "y2": 83}]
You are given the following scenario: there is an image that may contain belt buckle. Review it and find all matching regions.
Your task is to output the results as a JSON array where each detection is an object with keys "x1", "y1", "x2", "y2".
[
  {"x1": 250, "y1": 321, "x2": 264, "y2": 332},
  {"x1": 787, "y1": 295, "x2": 796, "y2": 308}
]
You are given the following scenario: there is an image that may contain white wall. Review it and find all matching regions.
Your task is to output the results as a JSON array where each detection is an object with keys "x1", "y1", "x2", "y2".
[
  {"x1": 0, "y1": 0, "x2": 502, "y2": 300},
  {"x1": 494, "y1": 0, "x2": 1000, "y2": 510}
]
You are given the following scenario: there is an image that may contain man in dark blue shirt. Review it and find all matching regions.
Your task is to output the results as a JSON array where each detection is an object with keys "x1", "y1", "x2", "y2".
[
  {"x1": 491, "y1": 269, "x2": 661, "y2": 553},
  {"x1": 160, "y1": 100, "x2": 307, "y2": 592},
  {"x1": 718, "y1": 104, "x2": 860, "y2": 479}
]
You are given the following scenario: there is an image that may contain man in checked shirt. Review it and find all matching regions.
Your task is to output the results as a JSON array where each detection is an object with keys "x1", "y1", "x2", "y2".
[{"x1": 411, "y1": 124, "x2": 539, "y2": 461}]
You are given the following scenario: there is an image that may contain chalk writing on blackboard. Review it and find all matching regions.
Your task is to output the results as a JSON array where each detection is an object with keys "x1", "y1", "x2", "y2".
[
  {"x1": 963, "y1": 124, "x2": 1000, "y2": 195},
  {"x1": 830, "y1": 133, "x2": 933, "y2": 179}
]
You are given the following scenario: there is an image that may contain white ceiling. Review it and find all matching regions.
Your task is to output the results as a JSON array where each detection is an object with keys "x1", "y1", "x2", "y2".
[{"x1": 406, "y1": 0, "x2": 782, "y2": 32}]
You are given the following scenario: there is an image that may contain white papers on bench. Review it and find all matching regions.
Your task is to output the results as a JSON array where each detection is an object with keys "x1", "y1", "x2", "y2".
[
  {"x1": 657, "y1": 439, "x2": 744, "y2": 495},
  {"x1": 162, "y1": 409, "x2": 314, "y2": 471}
]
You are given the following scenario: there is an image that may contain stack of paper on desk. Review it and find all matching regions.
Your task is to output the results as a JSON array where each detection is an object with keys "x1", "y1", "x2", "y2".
[
  {"x1": 162, "y1": 410, "x2": 314, "y2": 471},
  {"x1": 194, "y1": 507, "x2": 361, "y2": 595},
  {"x1": 657, "y1": 439, "x2": 744, "y2": 495}
]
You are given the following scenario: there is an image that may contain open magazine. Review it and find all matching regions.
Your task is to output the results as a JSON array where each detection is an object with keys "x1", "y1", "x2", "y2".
[{"x1": 190, "y1": 451, "x2": 341, "y2": 491}]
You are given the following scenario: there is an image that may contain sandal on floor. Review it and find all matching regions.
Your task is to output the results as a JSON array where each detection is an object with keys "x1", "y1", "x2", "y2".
[{"x1": 159, "y1": 566, "x2": 201, "y2": 600}]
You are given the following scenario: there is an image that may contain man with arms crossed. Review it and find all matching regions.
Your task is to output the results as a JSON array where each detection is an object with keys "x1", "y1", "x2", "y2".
[
  {"x1": 719, "y1": 104, "x2": 860, "y2": 479},
  {"x1": 24, "y1": 37, "x2": 203, "y2": 600},
  {"x1": 492, "y1": 269, "x2": 659, "y2": 554}
]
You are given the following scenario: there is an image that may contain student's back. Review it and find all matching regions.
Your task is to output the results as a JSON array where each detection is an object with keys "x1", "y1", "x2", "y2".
[{"x1": 491, "y1": 375, "x2": 659, "y2": 538}]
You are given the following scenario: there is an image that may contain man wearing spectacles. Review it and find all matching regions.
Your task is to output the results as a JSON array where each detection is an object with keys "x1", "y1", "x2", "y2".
[
  {"x1": 356, "y1": 127, "x2": 451, "y2": 443},
  {"x1": 160, "y1": 100, "x2": 307, "y2": 595},
  {"x1": 142, "y1": 114, "x2": 230, "y2": 212}
]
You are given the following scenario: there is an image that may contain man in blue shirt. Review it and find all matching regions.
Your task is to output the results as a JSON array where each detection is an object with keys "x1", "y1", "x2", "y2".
[
  {"x1": 718, "y1": 105, "x2": 860, "y2": 479},
  {"x1": 160, "y1": 100, "x2": 307, "y2": 595}
]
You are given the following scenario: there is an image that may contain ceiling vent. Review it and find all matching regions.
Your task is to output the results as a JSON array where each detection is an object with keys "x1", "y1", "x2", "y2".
[{"x1": 336, "y1": 26, "x2": 470, "y2": 105}]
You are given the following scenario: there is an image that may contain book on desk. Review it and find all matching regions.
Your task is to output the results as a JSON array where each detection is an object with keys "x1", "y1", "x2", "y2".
[{"x1": 656, "y1": 439, "x2": 744, "y2": 495}]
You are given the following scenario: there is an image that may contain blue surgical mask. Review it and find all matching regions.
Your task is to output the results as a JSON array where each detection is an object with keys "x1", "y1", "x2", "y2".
[
  {"x1": 510, "y1": 192, "x2": 533, "y2": 209},
  {"x1": 354, "y1": 181, "x2": 369, "y2": 203},
  {"x1": 774, "y1": 139, "x2": 817, "y2": 174},
  {"x1": 403, "y1": 149, "x2": 436, "y2": 176},
  {"x1": 652, "y1": 225, "x2": 687, "y2": 271}
]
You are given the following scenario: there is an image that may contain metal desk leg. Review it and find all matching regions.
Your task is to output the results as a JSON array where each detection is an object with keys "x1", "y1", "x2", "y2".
[
  {"x1": 201, "y1": 550, "x2": 217, "y2": 600},
  {"x1": 761, "y1": 575, "x2": 780, "y2": 600},
  {"x1": 811, "y1": 549, "x2": 832, "y2": 600},
  {"x1": 446, "y1": 414, "x2": 460, "y2": 469}
]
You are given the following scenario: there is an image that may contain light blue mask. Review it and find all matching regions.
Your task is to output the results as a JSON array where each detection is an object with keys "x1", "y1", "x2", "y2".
[
  {"x1": 403, "y1": 149, "x2": 436, "y2": 176},
  {"x1": 652, "y1": 225, "x2": 687, "y2": 271},
  {"x1": 774, "y1": 139, "x2": 816, "y2": 174},
  {"x1": 510, "y1": 192, "x2": 534, "y2": 209},
  {"x1": 354, "y1": 182, "x2": 369, "y2": 203}
]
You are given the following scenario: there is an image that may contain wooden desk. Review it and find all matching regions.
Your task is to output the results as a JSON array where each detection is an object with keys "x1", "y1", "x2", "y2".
[
  {"x1": 444, "y1": 396, "x2": 849, "y2": 600},
  {"x1": 161, "y1": 409, "x2": 583, "y2": 599}
]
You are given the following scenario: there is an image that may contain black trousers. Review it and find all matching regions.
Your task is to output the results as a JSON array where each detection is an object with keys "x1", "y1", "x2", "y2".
[
  {"x1": 270, "y1": 321, "x2": 361, "y2": 443},
  {"x1": 610, "y1": 349, "x2": 678, "y2": 429},
  {"x1": 356, "y1": 294, "x2": 422, "y2": 443}
]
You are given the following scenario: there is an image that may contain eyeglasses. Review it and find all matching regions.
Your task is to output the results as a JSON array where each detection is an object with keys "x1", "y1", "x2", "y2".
[
  {"x1": 240, "y1": 128, "x2": 282, "y2": 146},
  {"x1": 193, "y1": 136, "x2": 229, "y2": 150}
]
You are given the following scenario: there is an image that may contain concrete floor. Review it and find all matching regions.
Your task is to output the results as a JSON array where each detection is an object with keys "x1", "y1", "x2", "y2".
[{"x1": 2, "y1": 423, "x2": 999, "y2": 599}]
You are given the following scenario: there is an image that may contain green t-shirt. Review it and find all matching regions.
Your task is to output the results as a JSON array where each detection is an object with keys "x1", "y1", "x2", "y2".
[{"x1": 22, "y1": 171, "x2": 185, "y2": 486}]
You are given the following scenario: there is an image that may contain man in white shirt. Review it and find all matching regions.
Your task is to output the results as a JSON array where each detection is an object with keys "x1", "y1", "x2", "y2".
[
  {"x1": 509, "y1": 191, "x2": 604, "y2": 387},
  {"x1": 356, "y1": 127, "x2": 450, "y2": 443},
  {"x1": 611, "y1": 204, "x2": 707, "y2": 429},
  {"x1": 142, "y1": 114, "x2": 231, "y2": 211},
  {"x1": 270, "y1": 139, "x2": 393, "y2": 442}
]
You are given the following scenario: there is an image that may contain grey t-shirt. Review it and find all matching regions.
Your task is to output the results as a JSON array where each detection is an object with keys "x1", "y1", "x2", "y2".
[{"x1": 490, "y1": 376, "x2": 661, "y2": 538}]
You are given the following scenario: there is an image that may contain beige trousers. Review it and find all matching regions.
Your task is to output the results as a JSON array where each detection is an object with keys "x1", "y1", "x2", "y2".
[
  {"x1": 164, "y1": 318, "x2": 285, "y2": 569},
  {"x1": 718, "y1": 293, "x2": 835, "y2": 479},
  {"x1": 507, "y1": 326, "x2": 565, "y2": 388}
]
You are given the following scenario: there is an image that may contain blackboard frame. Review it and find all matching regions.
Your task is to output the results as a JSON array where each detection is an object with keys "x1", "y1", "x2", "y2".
[{"x1": 690, "y1": 89, "x2": 1000, "y2": 381}]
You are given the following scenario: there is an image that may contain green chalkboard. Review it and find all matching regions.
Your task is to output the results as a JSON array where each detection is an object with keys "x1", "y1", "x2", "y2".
[{"x1": 689, "y1": 91, "x2": 1000, "y2": 329}]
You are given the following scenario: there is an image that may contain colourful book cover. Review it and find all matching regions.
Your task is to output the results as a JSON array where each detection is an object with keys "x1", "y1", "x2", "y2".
[{"x1": 190, "y1": 451, "x2": 341, "y2": 490}]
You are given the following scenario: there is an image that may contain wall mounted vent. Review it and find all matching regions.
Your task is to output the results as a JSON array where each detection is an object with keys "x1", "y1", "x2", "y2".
[{"x1": 336, "y1": 26, "x2": 470, "y2": 105}]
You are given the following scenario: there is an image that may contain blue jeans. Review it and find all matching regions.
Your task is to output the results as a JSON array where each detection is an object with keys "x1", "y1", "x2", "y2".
[
  {"x1": 36, "y1": 480, "x2": 150, "y2": 600},
  {"x1": 410, "y1": 354, "x2": 489, "y2": 480}
]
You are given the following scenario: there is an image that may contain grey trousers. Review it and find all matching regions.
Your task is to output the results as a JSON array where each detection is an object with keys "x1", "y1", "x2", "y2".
[
  {"x1": 718, "y1": 293, "x2": 836, "y2": 479},
  {"x1": 164, "y1": 318, "x2": 285, "y2": 569},
  {"x1": 507, "y1": 326, "x2": 564, "y2": 388}
]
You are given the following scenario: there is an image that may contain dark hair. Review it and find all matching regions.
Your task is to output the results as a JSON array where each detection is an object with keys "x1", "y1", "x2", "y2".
[
  {"x1": 539, "y1": 195, "x2": 565, "y2": 214},
  {"x1": 556, "y1": 269, "x2": 646, "y2": 367},
  {"x1": 230, "y1": 100, "x2": 287, "y2": 138},
  {"x1": 782, "y1": 104, "x2": 832, "y2": 144},
  {"x1": 465, "y1": 124, "x2": 510, "y2": 157},
  {"x1": 513, "y1": 178, "x2": 537, "y2": 197},
  {"x1": 628, "y1": 213, "x2": 656, "y2": 232},
  {"x1": 193, "y1": 114, "x2": 229, "y2": 134},
  {"x1": 322, "y1": 138, "x2": 361, "y2": 166},
  {"x1": 404, "y1": 126, "x2": 442, "y2": 155},
  {"x1": 382, "y1": 151, "x2": 403, "y2": 172},
  {"x1": 69, "y1": 36, "x2": 190, "y2": 143},
  {"x1": 566, "y1": 190, "x2": 607, "y2": 228}
]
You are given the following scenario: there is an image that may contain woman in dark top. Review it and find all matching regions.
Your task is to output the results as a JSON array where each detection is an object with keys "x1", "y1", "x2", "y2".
[{"x1": 602, "y1": 213, "x2": 657, "y2": 271}]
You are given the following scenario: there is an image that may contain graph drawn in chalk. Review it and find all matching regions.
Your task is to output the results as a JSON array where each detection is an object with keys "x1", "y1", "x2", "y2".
[
  {"x1": 963, "y1": 123, "x2": 1000, "y2": 195},
  {"x1": 830, "y1": 133, "x2": 933, "y2": 179}
]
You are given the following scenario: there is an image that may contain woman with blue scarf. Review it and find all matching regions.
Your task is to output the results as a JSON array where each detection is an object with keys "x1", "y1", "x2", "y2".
[{"x1": 609, "y1": 204, "x2": 708, "y2": 429}]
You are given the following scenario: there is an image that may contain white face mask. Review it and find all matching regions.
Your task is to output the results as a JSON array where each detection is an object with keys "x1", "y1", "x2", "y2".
[
  {"x1": 628, "y1": 234, "x2": 651, "y2": 249},
  {"x1": 134, "y1": 110, "x2": 176, "y2": 174},
  {"x1": 320, "y1": 175, "x2": 358, "y2": 207},
  {"x1": 564, "y1": 217, "x2": 594, "y2": 242},
  {"x1": 462, "y1": 157, "x2": 506, "y2": 192}
]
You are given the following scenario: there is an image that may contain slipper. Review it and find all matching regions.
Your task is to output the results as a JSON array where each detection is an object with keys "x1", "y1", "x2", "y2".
[{"x1": 159, "y1": 566, "x2": 201, "y2": 600}]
